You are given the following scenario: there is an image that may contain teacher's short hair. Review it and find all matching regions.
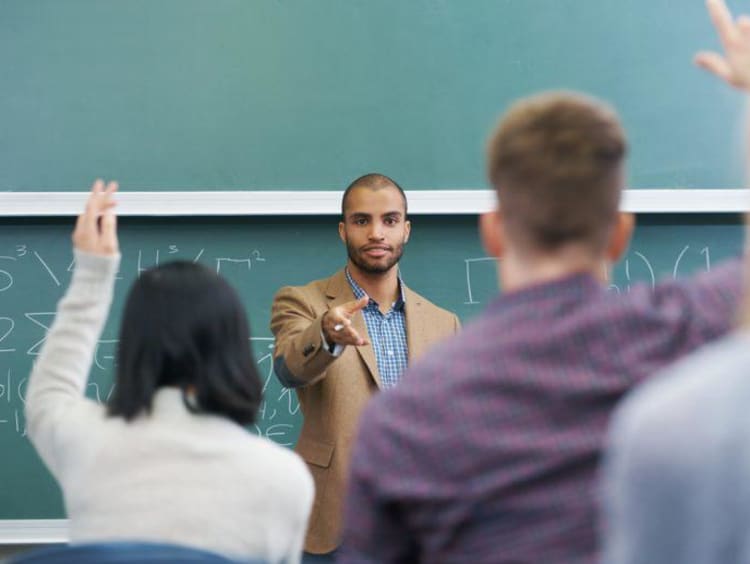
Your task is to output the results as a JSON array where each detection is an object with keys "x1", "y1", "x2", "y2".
[
  {"x1": 341, "y1": 173, "x2": 408, "y2": 217},
  {"x1": 109, "y1": 261, "x2": 262, "y2": 425}
]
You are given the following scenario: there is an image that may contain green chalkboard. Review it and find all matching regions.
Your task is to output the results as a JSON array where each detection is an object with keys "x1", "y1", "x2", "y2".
[
  {"x1": 0, "y1": 0, "x2": 745, "y2": 192},
  {"x1": 0, "y1": 214, "x2": 744, "y2": 520}
]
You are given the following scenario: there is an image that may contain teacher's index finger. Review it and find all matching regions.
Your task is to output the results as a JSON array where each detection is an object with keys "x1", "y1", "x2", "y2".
[{"x1": 344, "y1": 295, "x2": 370, "y2": 315}]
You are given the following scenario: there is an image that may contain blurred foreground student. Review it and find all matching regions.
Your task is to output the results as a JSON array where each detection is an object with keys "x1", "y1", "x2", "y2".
[
  {"x1": 339, "y1": 70, "x2": 743, "y2": 564},
  {"x1": 25, "y1": 181, "x2": 313, "y2": 564},
  {"x1": 602, "y1": 1, "x2": 750, "y2": 562}
]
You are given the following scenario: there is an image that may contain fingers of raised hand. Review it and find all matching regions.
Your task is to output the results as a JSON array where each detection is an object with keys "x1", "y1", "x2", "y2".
[
  {"x1": 707, "y1": 0, "x2": 738, "y2": 47},
  {"x1": 702, "y1": 0, "x2": 750, "y2": 89},
  {"x1": 738, "y1": 15, "x2": 750, "y2": 39},
  {"x1": 99, "y1": 212, "x2": 119, "y2": 254},
  {"x1": 694, "y1": 51, "x2": 733, "y2": 82},
  {"x1": 73, "y1": 179, "x2": 119, "y2": 255}
]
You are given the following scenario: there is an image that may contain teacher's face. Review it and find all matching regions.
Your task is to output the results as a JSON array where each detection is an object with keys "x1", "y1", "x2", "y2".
[{"x1": 339, "y1": 185, "x2": 410, "y2": 275}]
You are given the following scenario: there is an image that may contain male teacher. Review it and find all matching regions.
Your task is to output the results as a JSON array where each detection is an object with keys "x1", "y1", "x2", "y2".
[{"x1": 270, "y1": 173, "x2": 460, "y2": 562}]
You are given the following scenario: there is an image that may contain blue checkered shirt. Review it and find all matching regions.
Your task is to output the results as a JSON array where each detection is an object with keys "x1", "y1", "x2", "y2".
[{"x1": 346, "y1": 269, "x2": 408, "y2": 389}]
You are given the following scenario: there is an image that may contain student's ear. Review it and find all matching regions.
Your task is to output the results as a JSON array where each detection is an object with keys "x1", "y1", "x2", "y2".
[
  {"x1": 607, "y1": 212, "x2": 635, "y2": 262},
  {"x1": 404, "y1": 219, "x2": 411, "y2": 244},
  {"x1": 479, "y1": 210, "x2": 504, "y2": 259},
  {"x1": 338, "y1": 221, "x2": 346, "y2": 244}
]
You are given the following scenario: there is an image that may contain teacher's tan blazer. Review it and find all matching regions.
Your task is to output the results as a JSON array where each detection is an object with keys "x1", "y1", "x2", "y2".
[{"x1": 270, "y1": 269, "x2": 460, "y2": 554}]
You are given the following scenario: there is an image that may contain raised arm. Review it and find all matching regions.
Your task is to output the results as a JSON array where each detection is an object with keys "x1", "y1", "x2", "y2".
[
  {"x1": 695, "y1": 0, "x2": 750, "y2": 90},
  {"x1": 25, "y1": 180, "x2": 120, "y2": 469}
]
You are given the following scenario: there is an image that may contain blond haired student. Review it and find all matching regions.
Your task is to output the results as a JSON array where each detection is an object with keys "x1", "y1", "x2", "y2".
[{"x1": 340, "y1": 32, "x2": 743, "y2": 564}]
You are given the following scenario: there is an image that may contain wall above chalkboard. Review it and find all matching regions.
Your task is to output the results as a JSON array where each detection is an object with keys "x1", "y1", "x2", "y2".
[{"x1": 0, "y1": 0, "x2": 746, "y2": 192}]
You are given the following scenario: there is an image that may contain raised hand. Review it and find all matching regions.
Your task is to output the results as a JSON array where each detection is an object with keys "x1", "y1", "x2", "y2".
[
  {"x1": 322, "y1": 296, "x2": 370, "y2": 347},
  {"x1": 695, "y1": 0, "x2": 750, "y2": 90},
  {"x1": 72, "y1": 179, "x2": 119, "y2": 256}
]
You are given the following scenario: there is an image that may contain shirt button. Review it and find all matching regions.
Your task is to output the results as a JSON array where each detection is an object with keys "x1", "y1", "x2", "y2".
[{"x1": 387, "y1": 350, "x2": 394, "y2": 356}]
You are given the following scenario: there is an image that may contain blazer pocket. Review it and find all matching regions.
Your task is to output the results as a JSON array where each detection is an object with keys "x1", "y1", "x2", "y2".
[{"x1": 297, "y1": 438, "x2": 335, "y2": 468}]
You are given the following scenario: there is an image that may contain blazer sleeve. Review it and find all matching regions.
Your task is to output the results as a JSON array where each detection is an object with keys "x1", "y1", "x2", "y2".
[{"x1": 270, "y1": 285, "x2": 340, "y2": 388}]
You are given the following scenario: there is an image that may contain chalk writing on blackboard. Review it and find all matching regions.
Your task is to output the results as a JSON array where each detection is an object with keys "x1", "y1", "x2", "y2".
[{"x1": 464, "y1": 246, "x2": 715, "y2": 303}]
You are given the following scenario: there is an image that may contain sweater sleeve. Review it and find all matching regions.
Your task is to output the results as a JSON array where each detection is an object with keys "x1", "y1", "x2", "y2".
[{"x1": 25, "y1": 250, "x2": 120, "y2": 473}]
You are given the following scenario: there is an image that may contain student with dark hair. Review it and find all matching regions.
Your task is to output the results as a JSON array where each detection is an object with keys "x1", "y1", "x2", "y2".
[{"x1": 25, "y1": 181, "x2": 314, "y2": 564}]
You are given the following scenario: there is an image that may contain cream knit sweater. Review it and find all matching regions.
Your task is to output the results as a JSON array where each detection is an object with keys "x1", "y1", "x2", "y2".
[{"x1": 25, "y1": 251, "x2": 313, "y2": 563}]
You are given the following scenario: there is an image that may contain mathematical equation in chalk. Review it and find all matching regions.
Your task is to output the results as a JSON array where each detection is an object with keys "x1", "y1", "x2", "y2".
[
  {"x1": 0, "y1": 240, "x2": 733, "y2": 448},
  {"x1": 0, "y1": 337, "x2": 300, "y2": 446},
  {"x1": 462, "y1": 245, "x2": 716, "y2": 305},
  {"x1": 0, "y1": 245, "x2": 268, "y2": 292}
]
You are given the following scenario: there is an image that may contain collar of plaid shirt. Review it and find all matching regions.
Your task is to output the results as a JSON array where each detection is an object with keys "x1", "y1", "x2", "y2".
[
  {"x1": 344, "y1": 268, "x2": 406, "y2": 310},
  {"x1": 345, "y1": 268, "x2": 408, "y2": 389}
]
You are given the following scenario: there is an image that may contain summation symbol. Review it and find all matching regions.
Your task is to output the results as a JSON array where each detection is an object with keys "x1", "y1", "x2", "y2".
[{"x1": 24, "y1": 313, "x2": 56, "y2": 355}]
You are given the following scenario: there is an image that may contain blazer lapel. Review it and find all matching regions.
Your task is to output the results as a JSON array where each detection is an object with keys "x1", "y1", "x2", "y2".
[
  {"x1": 351, "y1": 307, "x2": 381, "y2": 389},
  {"x1": 404, "y1": 285, "x2": 429, "y2": 363},
  {"x1": 325, "y1": 270, "x2": 381, "y2": 388}
]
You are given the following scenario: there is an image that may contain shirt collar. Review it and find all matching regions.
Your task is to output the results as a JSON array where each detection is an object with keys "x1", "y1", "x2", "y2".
[{"x1": 345, "y1": 268, "x2": 406, "y2": 311}]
